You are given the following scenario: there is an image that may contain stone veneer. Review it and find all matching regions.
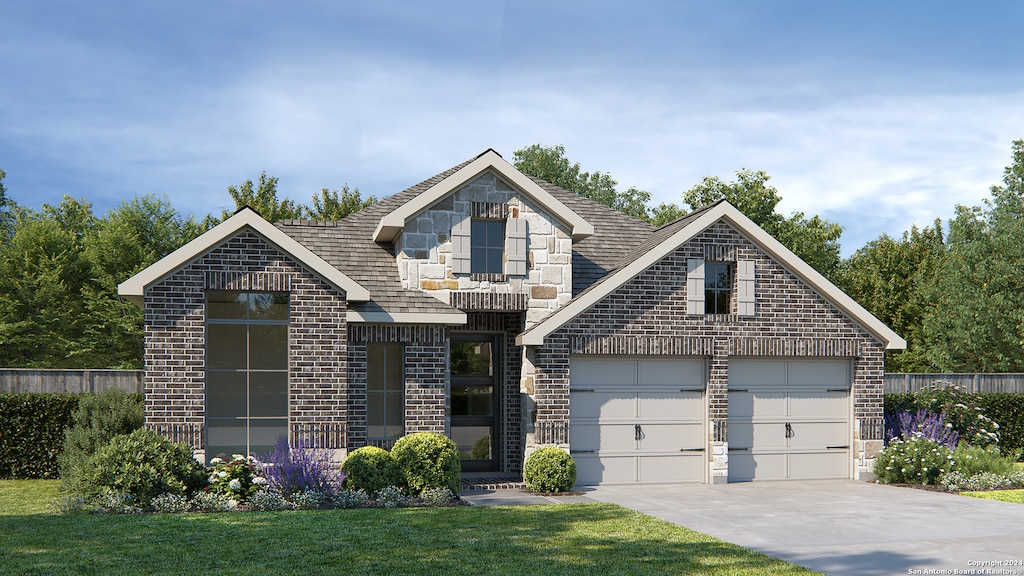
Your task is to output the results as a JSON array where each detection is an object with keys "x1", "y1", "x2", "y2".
[
  {"x1": 527, "y1": 221, "x2": 886, "y2": 482},
  {"x1": 395, "y1": 172, "x2": 573, "y2": 327},
  {"x1": 144, "y1": 231, "x2": 349, "y2": 456}
]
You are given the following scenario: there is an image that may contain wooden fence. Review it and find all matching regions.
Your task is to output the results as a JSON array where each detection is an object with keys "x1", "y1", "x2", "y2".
[
  {"x1": 0, "y1": 369, "x2": 144, "y2": 394},
  {"x1": 884, "y1": 373, "x2": 1024, "y2": 394}
]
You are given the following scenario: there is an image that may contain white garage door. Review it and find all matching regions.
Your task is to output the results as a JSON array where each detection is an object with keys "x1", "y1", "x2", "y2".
[
  {"x1": 570, "y1": 357, "x2": 706, "y2": 485},
  {"x1": 728, "y1": 359, "x2": 851, "y2": 482}
]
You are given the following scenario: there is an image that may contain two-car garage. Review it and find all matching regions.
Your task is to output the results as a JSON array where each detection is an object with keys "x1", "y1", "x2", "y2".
[{"x1": 568, "y1": 356, "x2": 853, "y2": 485}]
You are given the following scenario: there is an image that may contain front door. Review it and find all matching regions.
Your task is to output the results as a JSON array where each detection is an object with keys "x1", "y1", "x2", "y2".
[{"x1": 451, "y1": 336, "x2": 499, "y2": 472}]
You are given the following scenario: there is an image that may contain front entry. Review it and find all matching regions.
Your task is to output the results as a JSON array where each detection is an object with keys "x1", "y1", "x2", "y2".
[{"x1": 450, "y1": 336, "x2": 500, "y2": 472}]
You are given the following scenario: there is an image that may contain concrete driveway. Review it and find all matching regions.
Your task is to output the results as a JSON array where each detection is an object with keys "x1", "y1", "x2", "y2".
[{"x1": 581, "y1": 480, "x2": 1024, "y2": 576}]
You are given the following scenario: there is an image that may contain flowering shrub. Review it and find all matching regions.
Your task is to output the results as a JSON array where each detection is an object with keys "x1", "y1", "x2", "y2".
[
  {"x1": 874, "y1": 436, "x2": 955, "y2": 485},
  {"x1": 258, "y1": 438, "x2": 344, "y2": 498},
  {"x1": 151, "y1": 493, "x2": 191, "y2": 514},
  {"x1": 248, "y1": 490, "x2": 294, "y2": 512},
  {"x1": 941, "y1": 469, "x2": 1024, "y2": 492},
  {"x1": 190, "y1": 490, "x2": 237, "y2": 512},
  {"x1": 207, "y1": 455, "x2": 266, "y2": 502},
  {"x1": 331, "y1": 489, "x2": 370, "y2": 509},
  {"x1": 290, "y1": 488, "x2": 329, "y2": 510},
  {"x1": 889, "y1": 382, "x2": 1000, "y2": 447},
  {"x1": 375, "y1": 485, "x2": 411, "y2": 508},
  {"x1": 884, "y1": 410, "x2": 960, "y2": 449},
  {"x1": 419, "y1": 487, "x2": 455, "y2": 507},
  {"x1": 92, "y1": 489, "x2": 143, "y2": 514},
  {"x1": 951, "y1": 444, "x2": 1017, "y2": 477}
]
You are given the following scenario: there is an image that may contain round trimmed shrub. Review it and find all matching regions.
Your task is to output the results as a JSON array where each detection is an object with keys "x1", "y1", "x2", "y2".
[
  {"x1": 341, "y1": 446, "x2": 405, "y2": 496},
  {"x1": 390, "y1": 432, "x2": 460, "y2": 495},
  {"x1": 82, "y1": 428, "x2": 208, "y2": 507},
  {"x1": 874, "y1": 436, "x2": 955, "y2": 485},
  {"x1": 524, "y1": 446, "x2": 576, "y2": 493}
]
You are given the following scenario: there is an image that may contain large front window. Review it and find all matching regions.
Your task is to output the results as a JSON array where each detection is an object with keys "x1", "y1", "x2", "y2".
[
  {"x1": 205, "y1": 291, "x2": 289, "y2": 462},
  {"x1": 367, "y1": 343, "x2": 404, "y2": 442},
  {"x1": 471, "y1": 219, "x2": 505, "y2": 274}
]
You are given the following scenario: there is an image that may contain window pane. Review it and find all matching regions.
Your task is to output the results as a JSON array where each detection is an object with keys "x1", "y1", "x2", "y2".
[
  {"x1": 486, "y1": 247, "x2": 503, "y2": 273},
  {"x1": 451, "y1": 426, "x2": 492, "y2": 461},
  {"x1": 385, "y1": 345, "x2": 403, "y2": 391},
  {"x1": 206, "y1": 372, "x2": 247, "y2": 418},
  {"x1": 207, "y1": 324, "x2": 247, "y2": 369},
  {"x1": 451, "y1": 341, "x2": 492, "y2": 376},
  {"x1": 471, "y1": 220, "x2": 487, "y2": 242},
  {"x1": 206, "y1": 420, "x2": 247, "y2": 462},
  {"x1": 367, "y1": 391, "x2": 386, "y2": 439},
  {"x1": 367, "y1": 344, "x2": 385, "y2": 392},
  {"x1": 249, "y1": 419, "x2": 289, "y2": 459},
  {"x1": 249, "y1": 325, "x2": 288, "y2": 370},
  {"x1": 248, "y1": 293, "x2": 289, "y2": 321},
  {"x1": 250, "y1": 372, "x2": 288, "y2": 417},
  {"x1": 486, "y1": 221, "x2": 504, "y2": 245},
  {"x1": 385, "y1": 391, "x2": 404, "y2": 433},
  {"x1": 207, "y1": 291, "x2": 247, "y2": 320},
  {"x1": 452, "y1": 385, "x2": 493, "y2": 416}
]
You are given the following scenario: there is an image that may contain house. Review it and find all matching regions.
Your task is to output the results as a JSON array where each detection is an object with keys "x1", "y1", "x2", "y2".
[{"x1": 118, "y1": 149, "x2": 905, "y2": 484}]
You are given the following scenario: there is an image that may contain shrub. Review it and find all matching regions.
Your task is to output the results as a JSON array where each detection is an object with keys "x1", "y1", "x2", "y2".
[
  {"x1": 874, "y1": 436, "x2": 955, "y2": 485},
  {"x1": 331, "y1": 489, "x2": 370, "y2": 509},
  {"x1": 952, "y1": 444, "x2": 1017, "y2": 477},
  {"x1": 884, "y1": 409, "x2": 959, "y2": 448},
  {"x1": 189, "y1": 490, "x2": 237, "y2": 512},
  {"x1": 391, "y1": 432, "x2": 461, "y2": 495},
  {"x1": 207, "y1": 454, "x2": 266, "y2": 502},
  {"x1": 976, "y1": 393, "x2": 1024, "y2": 459},
  {"x1": 375, "y1": 485, "x2": 411, "y2": 508},
  {"x1": 258, "y1": 438, "x2": 344, "y2": 498},
  {"x1": 81, "y1": 428, "x2": 207, "y2": 507},
  {"x1": 889, "y1": 382, "x2": 1000, "y2": 447},
  {"x1": 92, "y1": 489, "x2": 143, "y2": 514},
  {"x1": 248, "y1": 490, "x2": 293, "y2": 512},
  {"x1": 471, "y1": 435, "x2": 491, "y2": 460},
  {"x1": 420, "y1": 487, "x2": 455, "y2": 507},
  {"x1": 59, "y1": 390, "x2": 143, "y2": 493},
  {"x1": 290, "y1": 488, "x2": 329, "y2": 510},
  {"x1": 151, "y1": 493, "x2": 191, "y2": 514},
  {"x1": 523, "y1": 446, "x2": 577, "y2": 493},
  {"x1": 0, "y1": 393, "x2": 79, "y2": 479},
  {"x1": 341, "y1": 446, "x2": 405, "y2": 496}
]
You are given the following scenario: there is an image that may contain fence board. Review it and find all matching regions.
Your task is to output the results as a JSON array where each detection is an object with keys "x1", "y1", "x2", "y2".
[
  {"x1": 884, "y1": 373, "x2": 1024, "y2": 394},
  {"x1": 0, "y1": 369, "x2": 144, "y2": 394}
]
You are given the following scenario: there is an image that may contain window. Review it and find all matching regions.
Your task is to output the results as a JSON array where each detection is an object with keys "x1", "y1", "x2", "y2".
[
  {"x1": 470, "y1": 219, "x2": 505, "y2": 274},
  {"x1": 367, "y1": 343, "x2": 404, "y2": 441},
  {"x1": 205, "y1": 291, "x2": 289, "y2": 463},
  {"x1": 704, "y1": 262, "x2": 733, "y2": 314}
]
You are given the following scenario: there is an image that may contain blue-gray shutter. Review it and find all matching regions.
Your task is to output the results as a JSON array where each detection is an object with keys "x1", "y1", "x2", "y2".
[
  {"x1": 505, "y1": 217, "x2": 527, "y2": 276},
  {"x1": 737, "y1": 260, "x2": 755, "y2": 316},
  {"x1": 686, "y1": 259, "x2": 705, "y2": 316},
  {"x1": 451, "y1": 216, "x2": 472, "y2": 275}
]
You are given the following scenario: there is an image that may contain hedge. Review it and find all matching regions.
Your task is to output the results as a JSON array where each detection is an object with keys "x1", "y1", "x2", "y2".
[
  {"x1": 884, "y1": 392, "x2": 1024, "y2": 459},
  {"x1": 0, "y1": 393, "x2": 80, "y2": 479}
]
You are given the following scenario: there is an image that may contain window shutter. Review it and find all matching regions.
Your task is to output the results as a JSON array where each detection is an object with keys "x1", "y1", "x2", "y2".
[
  {"x1": 505, "y1": 217, "x2": 527, "y2": 276},
  {"x1": 737, "y1": 260, "x2": 755, "y2": 316},
  {"x1": 451, "y1": 216, "x2": 471, "y2": 274},
  {"x1": 686, "y1": 259, "x2": 705, "y2": 316}
]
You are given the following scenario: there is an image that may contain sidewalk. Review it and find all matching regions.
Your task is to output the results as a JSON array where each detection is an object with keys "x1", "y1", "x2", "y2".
[{"x1": 459, "y1": 488, "x2": 596, "y2": 506}]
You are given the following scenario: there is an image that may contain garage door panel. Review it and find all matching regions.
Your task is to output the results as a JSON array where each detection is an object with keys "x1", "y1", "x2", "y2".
[
  {"x1": 570, "y1": 392, "x2": 635, "y2": 421},
  {"x1": 787, "y1": 360, "x2": 849, "y2": 387},
  {"x1": 572, "y1": 423, "x2": 638, "y2": 452},
  {"x1": 730, "y1": 360, "x2": 787, "y2": 387},
  {"x1": 638, "y1": 393, "x2": 703, "y2": 419},
  {"x1": 571, "y1": 358, "x2": 636, "y2": 387},
  {"x1": 575, "y1": 455, "x2": 635, "y2": 485},
  {"x1": 730, "y1": 453, "x2": 788, "y2": 482},
  {"x1": 638, "y1": 358, "x2": 705, "y2": 387},
  {"x1": 639, "y1": 423, "x2": 705, "y2": 451},
  {"x1": 789, "y1": 451, "x2": 849, "y2": 479},
  {"x1": 789, "y1": 393, "x2": 847, "y2": 419},
  {"x1": 787, "y1": 421, "x2": 849, "y2": 449},
  {"x1": 639, "y1": 455, "x2": 704, "y2": 483},
  {"x1": 727, "y1": 392, "x2": 786, "y2": 419}
]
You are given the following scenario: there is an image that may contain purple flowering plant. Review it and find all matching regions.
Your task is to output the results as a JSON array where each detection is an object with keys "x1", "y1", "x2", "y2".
[
  {"x1": 257, "y1": 437, "x2": 345, "y2": 498},
  {"x1": 884, "y1": 409, "x2": 960, "y2": 449}
]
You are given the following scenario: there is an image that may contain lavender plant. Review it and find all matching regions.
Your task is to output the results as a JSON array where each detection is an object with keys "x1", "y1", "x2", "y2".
[
  {"x1": 884, "y1": 409, "x2": 960, "y2": 449},
  {"x1": 258, "y1": 438, "x2": 344, "y2": 499}
]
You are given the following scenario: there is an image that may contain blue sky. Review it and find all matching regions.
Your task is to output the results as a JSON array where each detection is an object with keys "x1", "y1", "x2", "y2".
[{"x1": 2, "y1": 1, "x2": 1023, "y2": 255}]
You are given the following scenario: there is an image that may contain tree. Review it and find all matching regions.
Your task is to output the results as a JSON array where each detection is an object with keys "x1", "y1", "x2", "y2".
[
  {"x1": 225, "y1": 172, "x2": 306, "y2": 222},
  {"x1": 0, "y1": 169, "x2": 13, "y2": 241},
  {"x1": 513, "y1": 144, "x2": 653, "y2": 221},
  {"x1": 308, "y1": 185, "x2": 377, "y2": 220},
  {"x1": 682, "y1": 170, "x2": 844, "y2": 281},
  {"x1": 650, "y1": 202, "x2": 687, "y2": 226}
]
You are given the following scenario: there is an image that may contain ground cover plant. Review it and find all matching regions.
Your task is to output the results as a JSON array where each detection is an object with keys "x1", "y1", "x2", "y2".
[
  {"x1": 961, "y1": 489, "x2": 1024, "y2": 504},
  {"x1": 0, "y1": 481, "x2": 817, "y2": 576}
]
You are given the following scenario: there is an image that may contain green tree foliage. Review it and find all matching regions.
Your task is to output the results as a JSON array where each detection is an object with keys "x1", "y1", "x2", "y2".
[
  {"x1": 0, "y1": 168, "x2": 14, "y2": 241},
  {"x1": 683, "y1": 170, "x2": 844, "y2": 281},
  {"x1": 225, "y1": 172, "x2": 307, "y2": 222},
  {"x1": 513, "y1": 144, "x2": 653, "y2": 221},
  {"x1": 308, "y1": 185, "x2": 377, "y2": 220},
  {"x1": 650, "y1": 202, "x2": 687, "y2": 226}
]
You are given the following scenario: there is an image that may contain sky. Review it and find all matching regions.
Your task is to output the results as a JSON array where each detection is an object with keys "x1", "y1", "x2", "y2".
[{"x1": 2, "y1": 1, "x2": 1023, "y2": 256}]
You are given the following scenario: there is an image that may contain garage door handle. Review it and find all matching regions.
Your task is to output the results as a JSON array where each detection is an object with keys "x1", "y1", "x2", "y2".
[
  {"x1": 785, "y1": 423, "x2": 794, "y2": 438},
  {"x1": 634, "y1": 424, "x2": 645, "y2": 441},
  {"x1": 826, "y1": 445, "x2": 849, "y2": 450},
  {"x1": 728, "y1": 388, "x2": 749, "y2": 393},
  {"x1": 826, "y1": 388, "x2": 847, "y2": 393},
  {"x1": 570, "y1": 449, "x2": 595, "y2": 454},
  {"x1": 569, "y1": 388, "x2": 595, "y2": 393},
  {"x1": 679, "y1": 448, "x2": 704, "y2": 452},
  {"x1": 679, "y1": 388, "x2": 704, "y2": 392},
  {"x1": 728, "y1": 447, "x2": 750, "y2": 452}
]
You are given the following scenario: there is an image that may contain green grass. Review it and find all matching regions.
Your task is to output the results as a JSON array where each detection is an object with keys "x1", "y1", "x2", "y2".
[
  {"x1": 0, "y1": 479, "x2": 61, "y2": 516},
  {"x1": 0, "y1": 481, "x2": 816, "y2": 576},
  {"x1": 962, "y1": 489, "x2": 1024, "y2": 504}
]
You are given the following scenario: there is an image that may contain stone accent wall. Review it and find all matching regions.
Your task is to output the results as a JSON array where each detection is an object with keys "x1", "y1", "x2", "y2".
[
  {"x1": 347, "y1": 325, "x2": 448, "y2": 448},
  {"x1": 531, "y1": 221, "x2": 887, "y2": 482},
  {"x1": 144, "y1": 231, "x2": 349, "y2": 451},
  {"x1": 395, "y1": 171, "x2": 573, "y2": 327}
]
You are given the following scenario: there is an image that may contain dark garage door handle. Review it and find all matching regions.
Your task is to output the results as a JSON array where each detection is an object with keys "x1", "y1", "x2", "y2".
[
  {"x1": 679, "y1": 448, "x2": 705, "y2": 452},
  {"x1": 826, "y1": 445, "x2": 849, "y2": 450},
  {"x1": 570, "y1": 449, "x2": 595, "y2": 454},
  {"x1": 728, "y1": 447, "x2": 750, "y2": 452}
]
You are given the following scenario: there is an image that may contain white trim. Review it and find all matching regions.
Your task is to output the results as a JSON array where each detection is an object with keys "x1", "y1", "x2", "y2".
[
  {"x1": 518, "y1": 202, "x2": 906, "y2": 350},
  {"x1": 117, "y1": 208, "x2": 371, "y2": 306},
  {"x1": 372, "y1": 149, "x2": 594, "y2": 242},
  {"x1": 345, "y1": 310, "x2": 467, "y2": 324}
]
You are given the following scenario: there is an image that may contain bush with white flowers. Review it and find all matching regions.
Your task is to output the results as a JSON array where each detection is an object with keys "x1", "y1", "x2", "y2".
[{"x1": 207, "y1": 454, "x2": 267, "y2": 503}]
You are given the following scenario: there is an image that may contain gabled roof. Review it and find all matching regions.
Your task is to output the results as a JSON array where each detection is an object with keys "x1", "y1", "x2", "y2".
[
  {"x1": 518, "y1": 201, "x2": 907, "y2": 350},
  {"x1": 118, "y1": 207, "x2": 370, "y2": 306},
  {"x1": 371, "y1": 149, "x2": 595, "y2": 242}
]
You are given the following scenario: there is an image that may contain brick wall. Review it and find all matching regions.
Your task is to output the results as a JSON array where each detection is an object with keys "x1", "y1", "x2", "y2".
[{"x1": 144, "y1": 231, "x2": 349, "y2": 448}]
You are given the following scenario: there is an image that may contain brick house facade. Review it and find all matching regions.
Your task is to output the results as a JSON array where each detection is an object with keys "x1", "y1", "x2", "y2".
[{"x1": 120, "y1": 149, "x2": 903, "y2": 484}]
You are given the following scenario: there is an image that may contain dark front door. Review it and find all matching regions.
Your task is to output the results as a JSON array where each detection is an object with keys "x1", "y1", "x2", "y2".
[{"x1": 451, "y1": 336, "x2": 499, "y2": 472}]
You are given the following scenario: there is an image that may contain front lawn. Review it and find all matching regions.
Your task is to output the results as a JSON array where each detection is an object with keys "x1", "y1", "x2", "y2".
[
  {"x1": 0, "y1": 479, "x2": 60, "y2": 515},
  {"x1": 962, "y1": 489, "x2": 1024, "y2": 504},
  {"x1": 0, "y1": 481, "x2": 816, "y2": 575}
]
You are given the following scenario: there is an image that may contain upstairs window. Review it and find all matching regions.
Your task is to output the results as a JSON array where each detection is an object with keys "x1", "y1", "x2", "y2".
[
  {"x1": 704, "y1": 262, "x2": 733, "y2": 314},
  {"x1": 470, "y1": 219, "x2": 505, "y2": 274}
]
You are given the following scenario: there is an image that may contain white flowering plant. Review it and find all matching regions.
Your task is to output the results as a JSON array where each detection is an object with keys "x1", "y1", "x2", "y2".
[
  {"x1": 206, "y1": 454, "x2": 267, "y2": 502},
  {"x1": 874, "y1": 436, "x2": 955, "y2": 485}
]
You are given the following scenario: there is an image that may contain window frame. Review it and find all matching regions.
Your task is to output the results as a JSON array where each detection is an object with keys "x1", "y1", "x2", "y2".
[
  {"x1": 470, "y1": 218, "x2": 505, "y2": 275},
  {"x1": 704, "y1": 262, "x2": 734, "y2": 315},
  {"x1": 366, "y1": 343, "x2": 405, "y2": 442}
]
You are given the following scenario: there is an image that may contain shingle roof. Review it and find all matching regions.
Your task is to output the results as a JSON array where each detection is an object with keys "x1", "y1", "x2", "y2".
[{"x1": 275, "y1": 152, "x2": 661, "y2": 316}]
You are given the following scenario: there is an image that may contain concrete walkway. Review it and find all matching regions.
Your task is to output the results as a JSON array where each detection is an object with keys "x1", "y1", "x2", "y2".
[{"x1": 463, "y1": 480, "x2": 1024, "y2": 575}]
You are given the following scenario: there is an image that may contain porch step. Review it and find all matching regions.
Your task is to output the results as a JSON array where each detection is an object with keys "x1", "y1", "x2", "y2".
[{"x1": 460, "y1": 475, "x2": 526, "y2": 491}]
